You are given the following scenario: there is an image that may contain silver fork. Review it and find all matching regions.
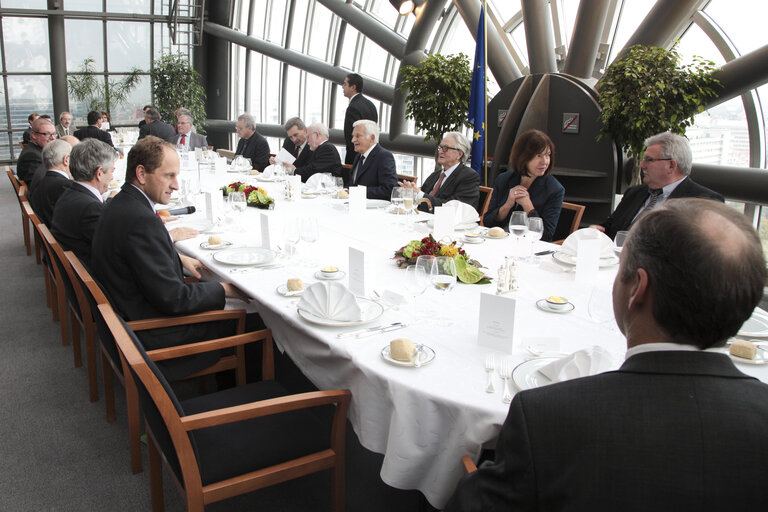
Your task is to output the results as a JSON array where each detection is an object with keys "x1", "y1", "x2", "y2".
[
  {"x1": 500, "y1": 360, "x2": 513, "y2": 404},
  {"x1": 484, "y1": 354, "x2": 496, "y2": 393}
]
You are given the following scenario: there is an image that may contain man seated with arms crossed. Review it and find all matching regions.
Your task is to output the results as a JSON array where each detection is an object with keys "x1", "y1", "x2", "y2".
[
  {"x1": 91, "y1": 136, "x2": 250, "y2": 380},
  {"x1": 348, "y1": 119, "x2": 398, "y2": 200},
  {"x1": 269, "y1": 117, "x2": 312, "y2": 168},
  {"x1": 28, "y1": 138, "x2": 75, "y2": 225},
  {"x1": 591, "y1": 131, "x2": 723, "y2": 239},
  {"x1": 287, "y1": 122, "x2": 341, "y2": 182},
  {"x1": 400, "y1": 131, "x2": 479, "y2": 212},
  {"x1": 446, "y1": 198, "x2": 768, "y2": 511},
  {"x1": 234, "y1": 113, "x2": 271, "y2": 172}
]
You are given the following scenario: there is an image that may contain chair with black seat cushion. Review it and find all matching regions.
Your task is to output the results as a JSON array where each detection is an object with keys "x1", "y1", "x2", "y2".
[
  {"x1": 99, "y1": 302, "x2": 351, "y2": 512},
  {"x1": 478, "y1": 186, "x2": 493, "y2": 225},
  {"x1": 552, "y1": 201, "x2": 586, "y2": 245}
]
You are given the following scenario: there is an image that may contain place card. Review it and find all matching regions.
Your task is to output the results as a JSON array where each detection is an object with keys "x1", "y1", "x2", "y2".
[
  {"x1": 260, "y1": 213, "x2": 272, "y2": 250},
  {"x1": 432, "y1": 206, "x2": 455, "y2": 240},
  {"x1": 194, "y1": 147, "x2": 203, "y2": 162},
  {"x1": 205, "y1": 190, "x2": 223, "y2": 223},
  {"x1": 348, "y1": 246, "x2": 375, "y2": 297},
  {"x1": 477, "y1": 292, "x2": 516, "y2": 353},
  {"x1": 575, "y1": 238, "x2": 600, "y2": 282},
  {"x1": 348, "y1": 186, "x2": 367, "y2": 215}
]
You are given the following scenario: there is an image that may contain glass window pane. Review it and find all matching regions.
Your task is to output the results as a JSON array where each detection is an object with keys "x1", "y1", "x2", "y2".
[
  {"x1": 359, "y1": 40, "x2": 389, "y2": 82},
  {"x1": 367, "y1": 0, "x2": 401, "y2": 30},
  {"x1": 107, "y1": 74, "x2": 150, "y2": 126},
  {"x1": 2, "y1": 17, "x2": 50, "y2": 72},
  {"x1": 338, "y1": 26, "x2": 360, "y2": 69},
  {"x1": 64, "y1": 0, "x2": 103, "y2": 11},
  {"x1": 308, "y1": 6, "x2": 335, "y2": 60},
  {"x1": 7, "y1": 75, "x2": 53, "y2": 132},
  {"x1": 704, "y1": 1, "x2": 766, "y2": 55},
  {"x1": 0, "y1": 133, "x2": 12, "y2": 162},
  {"x1": 283, "y1": 66, "x2": 301, "y2": 120},
  {"x1": 265, "y1": 0, "x2": 288, "y2": 43},
  {"x1": 107, "y1": 21, "x2": 150, "y2": 72},
  {"x1": 288, "y1": 0, "x2": 310, "y2": 51},
  {"x1": 263, "y1": 58, "x2": 282, "y2": 125},
  {"x1": 607, "y1": 0, "x2": 656, "y2": 64},
  {"x1": 3, "y1": 0, "x2": 45, "y2": 7},
  {"x1": 65, "y1": 19, "x2": 104, "y2": 72},
  {"x1": 107, "y1": 0, "x2": 150, "y2": 14},
  {"x1": 304, "y1": 74, "x2": 326, "y2": 125}
]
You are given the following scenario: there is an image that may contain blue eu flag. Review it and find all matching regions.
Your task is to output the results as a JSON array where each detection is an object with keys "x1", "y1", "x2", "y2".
[{"x1": 468, "y1": 6, "x2": 485, "y2": 175}]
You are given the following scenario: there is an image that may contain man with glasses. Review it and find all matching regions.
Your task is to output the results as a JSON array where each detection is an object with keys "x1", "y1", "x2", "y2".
[
  {"x1": 74, "y1": 110, "x2": 115, "y2": 147},
  {"x1": 16, "y1": 117, "x2": 55, "y2": 183},
  {"x1": 55, "y1": 111, "x2": 73, "y2": 138},
  {"x1": 348, "y1": 119, "x2": 398, "y2": 200},
  {"x1": 591, "y1": 132, "x2": 723, "y2": 239},
  {"x1": 175, "y1": 110, "x2": 208, "y2": 150},
  {"x1": 401, "y1": 132, "x2": 480, "y2": 212},
  {"x1": 234, "y1": 113, "x2": 270, "y2": 172}
]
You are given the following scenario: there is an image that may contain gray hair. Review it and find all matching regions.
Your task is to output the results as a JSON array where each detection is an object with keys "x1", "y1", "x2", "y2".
[
  {"x1": 69, "y1": 139, "x2": 118, "y2": 182},
  {"x1": 42, "y1": 139, "x2": 72, "y2": 169},
  {"x1": 644, "y1": 132, "x2": 692, "y2": 175},
  {"x1": 308, "y1": 122, "x2": 329, "y2": 139},
  {"x1": 353, "y1": 119, "x2": 379, "y2": 144},
  {"x1": 58, "y1": 111, "x2": 71, "y2": 121},
  {"x1": 443, "y1": 131, "x2": 471, "y2": 163},
  {"x1": 237, "y1": 113, "x2": 256, "y2": 130},
  {"x1": 284, "y1": 116, "x2": 306, "y2": 132},
  {"x1": 176, "y1": 108, "x2": 193, "y2": 123}
]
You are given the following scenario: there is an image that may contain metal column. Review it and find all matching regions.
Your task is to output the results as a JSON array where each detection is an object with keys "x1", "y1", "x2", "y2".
[
  {"x1": 47, "y1": 0, "x2": 69, "y2": 119},
  {"x1": 563, "y1": 0, "x2": 612, "y2": 78},
  {"x1": 520, "y1": 0, "x2": 557, "y2": 75}
]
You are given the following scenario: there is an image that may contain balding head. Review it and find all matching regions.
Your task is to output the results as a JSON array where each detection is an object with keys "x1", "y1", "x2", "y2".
[
  {"x1": 60, "y1": 135, "x2": 79, "y2": 147},
  {"x1": 29, "y1": 118, "x2": 55, "y2": 148}
]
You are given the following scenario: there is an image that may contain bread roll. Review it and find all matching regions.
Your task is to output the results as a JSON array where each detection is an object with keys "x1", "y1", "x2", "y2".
[
  {"x1": 157, "y1": 209, "x2": 171, "y2": 217},
  {"x1": 730, "y1": 340, "x2": 757, "y2": 359},
  {"x1": 488, "y1": 226, "x2": 505, "y2": 238},
  {"x1": 208, "y1": 235, "x2": 222, "y2": 245},
  {"x1": 390, "y1": 338, "x2": 416, "y2": 362},
  {"x1": 338, "y1": 190, "x2": 349, "y2": 199},
  {"x1": 286, "y1": 278, "x2": 303, "y2": 292}
]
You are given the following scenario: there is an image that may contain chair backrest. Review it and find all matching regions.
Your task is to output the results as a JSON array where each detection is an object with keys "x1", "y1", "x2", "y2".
[
  {"x1": 397, "y1": 173, "x2": 417, "y2": 184},
  {"x1": 552, "y1": 201, "x2": 586, "y2": 244},
  {"x1": 40, "y1": 224, "x2": 80, "y2": 317},
  {"x1": 6, "y1": 166, "x2": 20, "y2": 194},
  {"x1": 217, "y1": 148, "x2": 235, "y2": 160},
  {"x1": 478, "y1": 186, "x2": 493, "y2": 225}
]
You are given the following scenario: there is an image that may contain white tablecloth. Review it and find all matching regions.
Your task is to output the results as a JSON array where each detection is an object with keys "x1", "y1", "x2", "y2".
[{"x1": 170, "y1": 171, "x2": 768, "y2": 508}]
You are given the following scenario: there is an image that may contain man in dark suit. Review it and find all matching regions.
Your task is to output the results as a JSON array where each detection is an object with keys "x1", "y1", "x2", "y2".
[
  {"x1": 174, "y1": 109, "x2": 208, "y2": 150},
  {"x1": 289, "y1": 122, "x2": 341, "y2": 182},
  {"x1": 445, "y1": 198, "x2": 768, "y2": 511},
  {"x1": 51, "y1": 139, "x2": 117, "y2": 266},
  {"x1": 270, "y1": 117, "x2": 312, "y2": 168},
  {"x1": 348, "y1": 119, "x2": 398, "y2": 200},
  {"x1": 138, "y1": 107, "x2": 177, "y2": 143},
  {"x1": 137, "y1": 104, "x2": 152, "y2": 129},
  {"x1": 21, "y1": 113, "x2": 39, "y2": 146},
  {"x1": 234, "y1": 113, "x2": 270, "y2": 171},
  {"x1": 341, "y1": 73, "x2": 378, "y2": 165},
  {"x1": 401, "y1": 131, "x2": 480, "y2": 212},
  {"x1": 592, "y1": 132, "x2": 723, "y2": 239},
  {"x1": 91, "y1": 136, "x2": 249, "y2": 379},
  {"x1": 16, "y1": 117, "x2": 55, "y2": 183},
  {"x1": 28, "y1": 139, "x2": 75, "y2": 225},
  {"x1": 74, "y1": 110, "x2": 115, "y2": 147}
]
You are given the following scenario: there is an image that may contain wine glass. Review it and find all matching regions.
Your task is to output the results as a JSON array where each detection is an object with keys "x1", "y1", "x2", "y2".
[
  {"x1": 525, "y1": 217, "x2": 544, "y2": 261},
  {"x1": 282, "y1": 218, "x2": 300, "y2": 259},
  {"x1": 404, "y1": 265, "x2": 427, "y2": 300},
  {"x1": 391, "y1": 187, "x2": 405, "y2": 215},
  {"x1": 401, "y1": 187, "x2": 415, "y2": 216},
  {"x1": 614, "y1": 231, "x2": 629, "y2": 257},
  {"x1": 430, "y1": 256, "x2": 457, "y2": 294},
  {"x1": 300, "y1": 217, "x2": 319, "y2": 266},
  {"x1": 333, "y1": 177, "x2": 344, "y2": 197},
  {"x1": 509, "y1": 211, "x2": 528, "y2": 259},
  {"x1": 229, "y1": 191, "x2": 247, "y2": 229}
]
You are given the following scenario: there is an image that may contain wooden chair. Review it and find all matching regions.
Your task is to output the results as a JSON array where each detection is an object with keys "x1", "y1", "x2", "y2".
[
  {"x1": 99, "y1": 301, "x2": 351, "y2": 512},
  {"x1": 37, "y1": 224, "x2": 74, "y2": 358},
  {"x1": 24, "y1": 202, "x2": 59, "y2": 322},
  {"x1": 552, "y1": 201, "x2": 586, "y2": 245},
  {"x1": 7, "y1": 167, "x2": 33, "y2": 257},
  {"x1": 216, "y1": 148, "x2": 235, "y2": 160},
  {"x1": 478, "y1": 186, "x2": 493, "y2": 225},
  {"x1": 397, "y1": 173, "x2": 417, "y2": 184}
]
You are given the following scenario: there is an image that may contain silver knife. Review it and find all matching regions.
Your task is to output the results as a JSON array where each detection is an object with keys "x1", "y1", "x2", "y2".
[{"x1": 337, "y1": 322, "x2": 406, "y2": 339}]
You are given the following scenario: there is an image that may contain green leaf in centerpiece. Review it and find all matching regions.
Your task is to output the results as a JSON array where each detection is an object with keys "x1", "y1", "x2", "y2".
[{"x1": 455, "y1": 255, "x2": 485, "y2": 284}]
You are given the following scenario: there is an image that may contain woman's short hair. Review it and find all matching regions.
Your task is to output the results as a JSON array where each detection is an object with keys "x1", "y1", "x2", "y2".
[{"x1": 509, "y1": 129, "x2": 555, "y2": 177}]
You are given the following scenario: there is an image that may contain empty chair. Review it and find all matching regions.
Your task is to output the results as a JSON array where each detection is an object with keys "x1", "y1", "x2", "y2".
[{"x1": 478, "y1": 186, "x2": 493, "y2": 225}]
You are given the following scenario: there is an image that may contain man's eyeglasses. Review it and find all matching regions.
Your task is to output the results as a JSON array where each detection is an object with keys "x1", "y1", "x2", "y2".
[
  {"x1": 34, "y1": 130, "x2": 56, "y2": 138},
  {"x1": 642, "y1": 156, "x2": 672, "y2": 163},
  {"x1": 437, "y1": 144, "x2": 460, "y2": 152}
]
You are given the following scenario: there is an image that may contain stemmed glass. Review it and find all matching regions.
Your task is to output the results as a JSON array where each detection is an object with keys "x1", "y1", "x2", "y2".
[
  {"x1": 300, "y1": 217, "x2": 319, "y2": 266},
  {"x1": 431, "y1": 256, "x2": 457, "y2": 294},
  {"x1": 229, "y1": 191, "x2": 247, "y2": 228},
  {"x1": 509, "y1": 211, "x2": 528, "y2": 259},
  {"x1": 614, "y1": 231, "x2": 629, "y2": 257},
  {"x1": 333, "y1": 177, "x2": 344, "y2": 198},
  {"x1": 391, "y1": 187, "x2": 405, "y2": 214},
  {"x1": 524, "y1": 217, "x2": 544, "y2": 261},
  {"x1": 282, "y1": 218, "x2": 300, "y2": 259}
]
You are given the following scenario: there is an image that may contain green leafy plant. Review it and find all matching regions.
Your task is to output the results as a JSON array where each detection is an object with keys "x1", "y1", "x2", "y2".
[
  {"x1": 399, "y1": 53, "x2": 473, "y2": 144},
  {"x1": 67, "y1": 58, "x2": 142, "y2": 116},
  {"x1": 151, "y1": 54, "x2": 207, "y2": 133},
  {"x1": 597, "y1": 44, "x2": 720, "y2": 184}
]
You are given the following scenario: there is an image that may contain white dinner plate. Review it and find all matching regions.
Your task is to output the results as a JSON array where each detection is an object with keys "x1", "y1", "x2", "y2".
[
  {"x1": 552, "y1": 251, "x2": 619, "y2": 267},
  {"x1": 276, "y1": 284, "x2": 303, "y2": 297},
  {"x1": 297, "y1": 298, "x2": 384, "y2": 327},
  {"x1": 426, "y1": 219, "x2": 479, "y2": 231},
  {"x1": 367, "y1": 199, "x2": 391, "y2": 209},
  {"x1": 213, "y1": 247, "x2": 277, "y2": 266},
  {"x1": 511, "y1": 357, "x2": 559, "y2": 391},
  {"x1": 199, "y1": 240, "x2": 232, "y2": 250},
  {"x1": 738, "y1": 309, "x2": 768, "y2": 337},
  {"x1": 314, "y1": 270, "x2": 346, "y2": 281},
  {"x1": 381, "y1": 344, "x2": 436, "y2": 367}
]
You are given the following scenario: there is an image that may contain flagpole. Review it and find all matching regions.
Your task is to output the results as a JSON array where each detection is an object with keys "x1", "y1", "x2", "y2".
[{"x1": 483, "y1": 0, "x2": 488, "y2": 186}]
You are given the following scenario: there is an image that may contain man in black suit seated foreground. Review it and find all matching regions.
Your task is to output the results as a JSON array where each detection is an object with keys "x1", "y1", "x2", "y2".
[
  {"x1": 270, "y1": 116, "x2": 312, "y2": 169},
  {"x1": 91, "y1": 136, "x2": 252, "y2": 380},
  {"x1": 28, "y1": 138, "x2": 75, "y2": 225},
  {"x1": 446, "y1": 198, "x2": 768, "y2": 511},
  {"x1": 138, "y1": 107, "x2": 177, "y2": 144},
  {"x1": 51, "y1": 139, "x2": 117, "y2": 266},
  {"x1": 289, "y1": 122, "x2": 341, "y2": 182},
  {"x1": 234, "y1": 113, "x2": 271, "y2": 172},
  {"x1": 592, "y1": 131, "x2": 723, "y2": 239},
  {"x1": 400, "y1": 131, "x2": 480, "y2": 212},
  {"x1": 347, "y1": 119, "x2": 398, "y2": 200},
  {"x1": 74, "y1": 110, "x2": 114, "y2": 147}
]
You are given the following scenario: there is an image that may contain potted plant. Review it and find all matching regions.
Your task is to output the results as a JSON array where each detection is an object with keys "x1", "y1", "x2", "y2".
[
  {"x1": 150, "y1": 53, "x2": 207, "y2": 132},
  {"x1": 597, "y1": 44, "x2": 720, "y2": 184},
  {"x1": 399, "y1": 53, "x2": 472, "y2": 144},
  {"x1": 67, "y1": 58, "x2": 142, "y2": 119}
]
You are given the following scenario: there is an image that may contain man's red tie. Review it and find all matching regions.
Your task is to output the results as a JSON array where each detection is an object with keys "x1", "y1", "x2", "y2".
[
  {"x1": 180, "y1": 134, "x2": 186, "y2": 145},
  {"x1": 430, "y1": 171, "x2": 446, "y2": 195}
]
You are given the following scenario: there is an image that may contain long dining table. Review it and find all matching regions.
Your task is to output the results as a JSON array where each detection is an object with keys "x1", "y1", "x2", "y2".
[{"x1": 167, "y1": 167, "x2": 768, "y2": 509}]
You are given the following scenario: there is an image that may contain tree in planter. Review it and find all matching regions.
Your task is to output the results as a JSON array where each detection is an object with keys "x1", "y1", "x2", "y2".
[
  {"x1": 399, "y1": 53, "x2": 473, "y2": 144},
  {"x1": 597, "y1": 44, "x2": 720, "y2": 184},
  {"x1": 151, "y1": 54, "x2": 207, "y2": 133},
  {"x1": 67, "y1": 58, "x2": 142, "y2": 119}
]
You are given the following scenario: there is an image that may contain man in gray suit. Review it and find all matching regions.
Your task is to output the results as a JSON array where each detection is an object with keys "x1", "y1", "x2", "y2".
[
  {"x1": 175, "y1": 109, "x2": 208, "y2": 150},
  {"x1": 445, "y1": 198, "x2": 768, "y2": 511}
]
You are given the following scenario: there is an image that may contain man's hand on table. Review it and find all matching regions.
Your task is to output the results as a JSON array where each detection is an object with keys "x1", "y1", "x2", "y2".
[
  {"x1": 179, "y1": 254, "x2": 209, "y2": 280},
  {"x1": 222, "y1": 283, "x2": 251, "y2": 303},
  {"x1": 169, "y1": 227, "x2": 199, "y2": 242}
]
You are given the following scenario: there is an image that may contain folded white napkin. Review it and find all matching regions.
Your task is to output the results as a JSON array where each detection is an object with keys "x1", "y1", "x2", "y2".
[
  {"x1": 445, "y1": 199, "x2": 480, "y2": 225},
  {"x1": 560, "y1": 228, "x2": 615, "y2": 258},
  {"x1": 231, "y1": 155, "x2": 252, "y2": 171},
  {"x1": 538, "y1": 346, "x2": 612, "y2": 383},
  {"x1": 303, "y1": 172, "x2": 333, "y2": 192},
  {"x1": 260, "y1": 164, "x2": 278, "y2": 178},
  {"x1": 298, "y1": 282, "x2": 362, "y2": 321}
]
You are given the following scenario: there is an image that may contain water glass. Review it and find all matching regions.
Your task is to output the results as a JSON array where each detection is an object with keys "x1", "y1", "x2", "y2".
[
  {"x1": 525, "y1": 217, "x2": 544, "y2": 260},
  {"x1": 283, "y1": 218, "x2": 300, "y2": 259},
  {"x1": 404, "y1": 265, "x2": 427, "y2": 300},
  {"x1": 614, "y1": 231, "x2": 629, "y2": 256},
  {"x1": 391, "y1": 187, "x2": 405, "y2": 214},
  {"x1": 431, "y1": 256, "x2": 457, "y2": 294},
  {"x1": 509, "y1": 211, "x2": 528, "y2": 258}
]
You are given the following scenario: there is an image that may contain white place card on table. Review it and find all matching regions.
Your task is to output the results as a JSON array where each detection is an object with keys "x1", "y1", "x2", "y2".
[
  {"x1": 276, "y1": 148, "x2": 296, "y2": 165},
  {"x1": 205, "y1": 190, "x2": 223, "y2": 223},
  {"x1": 432, "y1": 206, "x2": 455, "y2": 240},
  {"x1": 348, "y1": 246, "x2": 376, "y2": 297},
  {"x1": 575, "y1": 238, "x2": 600, "y2": 283},
  {"x1": 260, "y1": 213, "x2": 272, "y2": 250},
  {"x1": 477, "y1": 292, "x2": 516, "y2": 353},
  {"x1": 348, "y1": 186, "x2": 367, "y2": 215},
  {"x1": 194, "y1": 147, "x2": 203, "y2": 161}
]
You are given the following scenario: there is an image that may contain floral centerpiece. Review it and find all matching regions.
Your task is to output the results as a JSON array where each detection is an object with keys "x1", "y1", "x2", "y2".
[
  {"x1": 222, "y1": 181, "x2": 274, "y2": 209},
  {"x1": 393, "y1": 235, "x2": 490, "y2": 284}
]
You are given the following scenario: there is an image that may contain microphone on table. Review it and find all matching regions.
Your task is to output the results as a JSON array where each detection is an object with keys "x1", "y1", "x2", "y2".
[{"x1": 167, "y1": 206, "x2": 196, "y2": 216}]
